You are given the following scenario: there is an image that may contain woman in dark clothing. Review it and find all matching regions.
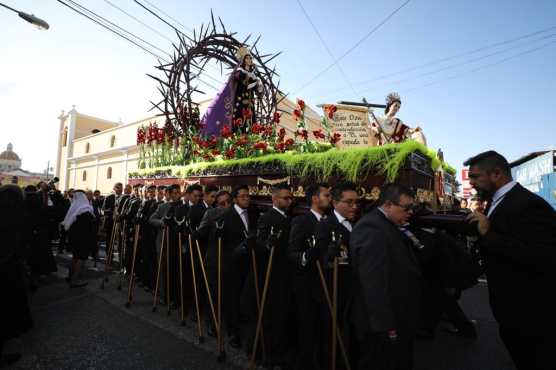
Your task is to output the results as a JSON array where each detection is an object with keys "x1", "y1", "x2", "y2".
[
  {"x1": 0, "y1": 185, "x2": 34, "y2": 367},
  {"x1": 62, "y1": 190, "x2": 96, "y2": 288}
]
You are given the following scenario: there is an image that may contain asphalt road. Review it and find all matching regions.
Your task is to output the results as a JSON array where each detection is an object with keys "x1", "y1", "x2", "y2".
[{"x1": 4, "y1": 250, "x2": 516, "y2": 370}]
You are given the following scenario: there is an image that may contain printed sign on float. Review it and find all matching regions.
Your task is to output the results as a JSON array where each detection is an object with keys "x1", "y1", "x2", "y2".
[{"x1": 321, "y1": 104, "x2": 375, "y2": 148}]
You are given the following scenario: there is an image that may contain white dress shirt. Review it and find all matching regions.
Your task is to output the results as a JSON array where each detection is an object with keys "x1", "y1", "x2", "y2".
[
  {"x1": 310, "y1": 209, "x2": 324, "y2": 222},
  {"x1": 234, "y1": 204, "x2": 249, "y2": 231},
  {"x1": 272, "y1": 206, "x2": 287, "y2": 218},
  {"x1": 334, "y1": 210, "x2": 352, "y2": 232},
  {"x1": 301, "y1": 209, "x2": 325, "y2": 267},
  {"x1": 487, "y1": 181, "x2": 517, "y2": 218}
]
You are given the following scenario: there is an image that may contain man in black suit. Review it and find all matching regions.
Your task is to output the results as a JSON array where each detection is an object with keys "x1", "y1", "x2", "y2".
[
  {"x1": 350, "y1": 183, "x2": 423, "y2": 370},
  {"x1": 465, "y1": 151, "x2": 556, "y2": 370},
  {"x1": 245, "y1": 183, "x2": 293, "y2": 367},
  {"x1": 136, "y1": 185, "x2": 158, "y2": 290},
  {"x1": 188, "y1": 184, "x2": 218, "y2": 328},
  {"x1": 122, "y1": 184, "x2": 143, "y2": 272},
  {"x1": 189, "y1": 185, "x2": 218, "y2": 231},
  {"x1": 213, "y1": 185, "x2": 257, "y2": 348},
  {"x1": 149, "y1": 184, "x2": 182, "y2": 305},
  {"x1": 314, "y1": 181, "x2": 358, "y2": 369},
  {"x1": 288, "y1": 183, "x2": 331, "y2": 370},
  {"x1": 102, "y1": 183, "x2": 123, "y2": 243}
]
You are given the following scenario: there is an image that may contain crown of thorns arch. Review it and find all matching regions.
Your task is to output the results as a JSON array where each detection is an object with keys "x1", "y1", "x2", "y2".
[{"x1": 148, "y1": 14, "x2": 283, "y2": 143}]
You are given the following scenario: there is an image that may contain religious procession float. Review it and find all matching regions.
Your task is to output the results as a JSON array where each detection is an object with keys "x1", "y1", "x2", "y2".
[{"x1": 128, "y1": 15, "x2": 457, "y2": 212}]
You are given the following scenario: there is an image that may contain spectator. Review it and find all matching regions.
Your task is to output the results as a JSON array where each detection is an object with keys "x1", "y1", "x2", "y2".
[
  {"x1": 0, "y1": 185, "x2": 33, "y2": 367},
  {"x1": 62, "y1": 190, "x2": 96, "y2": 288}
]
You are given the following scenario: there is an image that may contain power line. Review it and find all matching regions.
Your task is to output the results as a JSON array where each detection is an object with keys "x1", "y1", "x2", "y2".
[
  {"x1": 142, "y1": 0, "x2": 194, "y2": 33},
  {"x1": 104, "y1": 0, "x2": 225, "y2": 86},
  {"x1": 356, "y1": 31, "x2": 556, "y2": 95},
  {"x1": 131, "y1": 0, "x2": 226, "y2": 80},
  {"x1": 402, "y1": 39, "x2": 556, "y2": 94},
  {"x1": 295, "y1": 0, "x2": 358, "y2": 97},
  {"x1": 292, "y1": 0, "x2": 412, "y2": 95},
  {"x1": 133, "y1": 0, "x2": 193, "y2": 43},
  {"x1": 56, "y1": 0, "x2": 165, "y2": 61},
  {"x1": 56, "y1": 0, "x2": 221, "y2": 91},
  {"x1": 66, "y1": 0, "x2": 170, "y2": 57},
  {"x1": 328, "y1": 23, "x2": 556, "y2": 96},
  {"x1": 102, "y1": 0, "x2": 174, "y2": 43}
]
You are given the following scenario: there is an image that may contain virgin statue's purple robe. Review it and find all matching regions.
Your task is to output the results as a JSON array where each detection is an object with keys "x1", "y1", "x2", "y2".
[{"x1": 199, "y1": 74, "x2": 236, "y2": 138}]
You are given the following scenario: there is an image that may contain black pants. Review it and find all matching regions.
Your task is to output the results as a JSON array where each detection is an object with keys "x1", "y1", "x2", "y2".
[
  {"x1": 356, "y1": 333, "x2": 414, "y2": 370},
  {"x1": 499, "y1": 326, "x2": 553, "y2": 370},
  {"x1": 292, "y1": 274, "x2": 325, "y2": 370}
]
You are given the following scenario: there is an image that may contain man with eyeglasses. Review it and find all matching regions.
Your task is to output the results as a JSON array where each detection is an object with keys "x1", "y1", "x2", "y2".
[
  {"x1": 350, "y1": 183, "x2": 423, "y2": 370},
  {"x1": 241, "y1": 182, "x2": 294, "y2": 367},
  {"x1": 313, "y1": 181, "x2": 358, "y2": 368}
]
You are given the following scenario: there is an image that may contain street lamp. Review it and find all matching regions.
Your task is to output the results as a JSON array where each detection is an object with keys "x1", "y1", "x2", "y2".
[{"x1": 0, "y1": 2, "x2": 49, "y2": 30}]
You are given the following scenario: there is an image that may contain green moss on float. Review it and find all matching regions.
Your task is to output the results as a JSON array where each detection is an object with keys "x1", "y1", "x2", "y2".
[{"x1": 130, "y1": 141, "x2": 456, "y2": 182}]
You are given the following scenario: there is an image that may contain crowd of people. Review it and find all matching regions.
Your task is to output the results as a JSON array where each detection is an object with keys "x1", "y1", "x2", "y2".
[{"x1": 1, "y1": 150, "x2": 555, "y2": 370}]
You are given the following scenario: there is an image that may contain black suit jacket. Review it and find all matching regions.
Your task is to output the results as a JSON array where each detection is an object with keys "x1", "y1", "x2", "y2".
[
  {"x1": 314, "y1": 211, "x2": 352, "y2": 268},
  {"x1": 217, "y1": 205, "x2": 258, "y2": 259},
  {"x1": 350, "y1": 208, "x2": 424, "y2": 336},
  {"x1": 189, "y1": 202, "x2": 208, "y2": 232},
  {"x1": 479, "y1": 183, "x2": 556, "y2": 332},
  {"x1": 288, "y1": 211, "x2": 320, "y2": 274}
]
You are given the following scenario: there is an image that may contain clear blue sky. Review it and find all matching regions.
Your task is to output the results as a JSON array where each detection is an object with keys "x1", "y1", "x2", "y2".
[{"x1": 2, "y1": 0, "x2": 555, "y2": 180}]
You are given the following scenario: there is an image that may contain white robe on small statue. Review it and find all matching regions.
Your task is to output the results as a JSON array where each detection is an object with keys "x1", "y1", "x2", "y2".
[{"x1": 370, "y1": 116, "x2": 426, "y2": 146}]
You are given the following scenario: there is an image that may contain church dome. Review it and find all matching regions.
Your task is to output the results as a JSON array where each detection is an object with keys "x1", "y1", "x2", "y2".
[{"x1": 0, "y1": 143, "x2": 20, "y2": 161}]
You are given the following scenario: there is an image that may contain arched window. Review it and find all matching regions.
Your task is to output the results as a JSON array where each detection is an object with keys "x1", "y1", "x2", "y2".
[
  {"x1": 107, "y1": 167, "x2": 112, "y2": 179},
  {"x1": 110, "y1": 135, "x2": 116, "y2": 148},
  {"x1": 82, "y1": 170, "x2": 87, "y2": 181},
  {"x1": 85, "y1": 142, "x2": 90, "y2": 154},
  {"x1": 62, "y1": 128, "x2": 68, "y2": 147}
]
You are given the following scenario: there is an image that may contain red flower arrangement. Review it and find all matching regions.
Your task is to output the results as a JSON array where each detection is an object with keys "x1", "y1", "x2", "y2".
[
  {"x1": 136, "y1": 127, "x2": 146, "y2": 145},
  {"x1": 146, "y1": 122, "x2": 158, "y2": 144},
  {"x1": 278, "y1": 128, "x2": 286, "y2": 141},
  {"x1": 235, "y1": 135, "x2": 249, "y2": 147},
  {"x1": 253, "y1": 142, "x2": 268, "y2": 151},
  {"x1": 285, "y1": 138, "x2": 294, "y2": 147},
  {"x1": 234, "y1": 118, "x2": 243, "y2": 127},
  {"x1": 242, "y1": 107, "x2": 253, "y2": 120},
  {"x1": 330, "y1": 132, "x2": 342, "y2": 145},
  {"x1": 251, "y1": 123, "x2": 264, "y2": 135},
  {"x1": 313, "y1": 129, "x2": 326, "y2": 140},
  {"x1": 273, "y1": 112, "x2": 281, "y2": 124},
  {"x1": 297, "y1": 98, "x2": 306, "y2": 110},
  {"x1": 220, "y1": 125, "x2": 232, "y2": 139},
  {"x1": 295, "y1": 128, "x2": 308, "y2": 140},
  {"x1": 156, "y1": 128, "x2": 165, "y2": 143},
  {"x1": 208, "y1": 135, "x2": 218, "y2": 147},
  {"x1": 324, "y1": 104, "x2": 337, "y2": 119},
  {"x1": 224, "y1": 148, "x2": 236, "y2": 159},
  {"x1": 274, "y1": 142, "x2": 286, "y2": 152},
  {"x1": 293, "y1": 109, "x2": 302, "y2": 120}
]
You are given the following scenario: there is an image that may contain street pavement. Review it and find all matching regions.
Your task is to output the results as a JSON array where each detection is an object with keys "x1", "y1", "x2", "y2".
[{"x1": 4, "y1": 248, "x2": 516, "y2": 370}]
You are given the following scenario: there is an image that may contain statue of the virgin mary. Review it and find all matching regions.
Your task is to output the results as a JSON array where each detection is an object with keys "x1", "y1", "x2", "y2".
[{"x1": 199, "y1": 46, "x2": 262, "y2": 137}]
